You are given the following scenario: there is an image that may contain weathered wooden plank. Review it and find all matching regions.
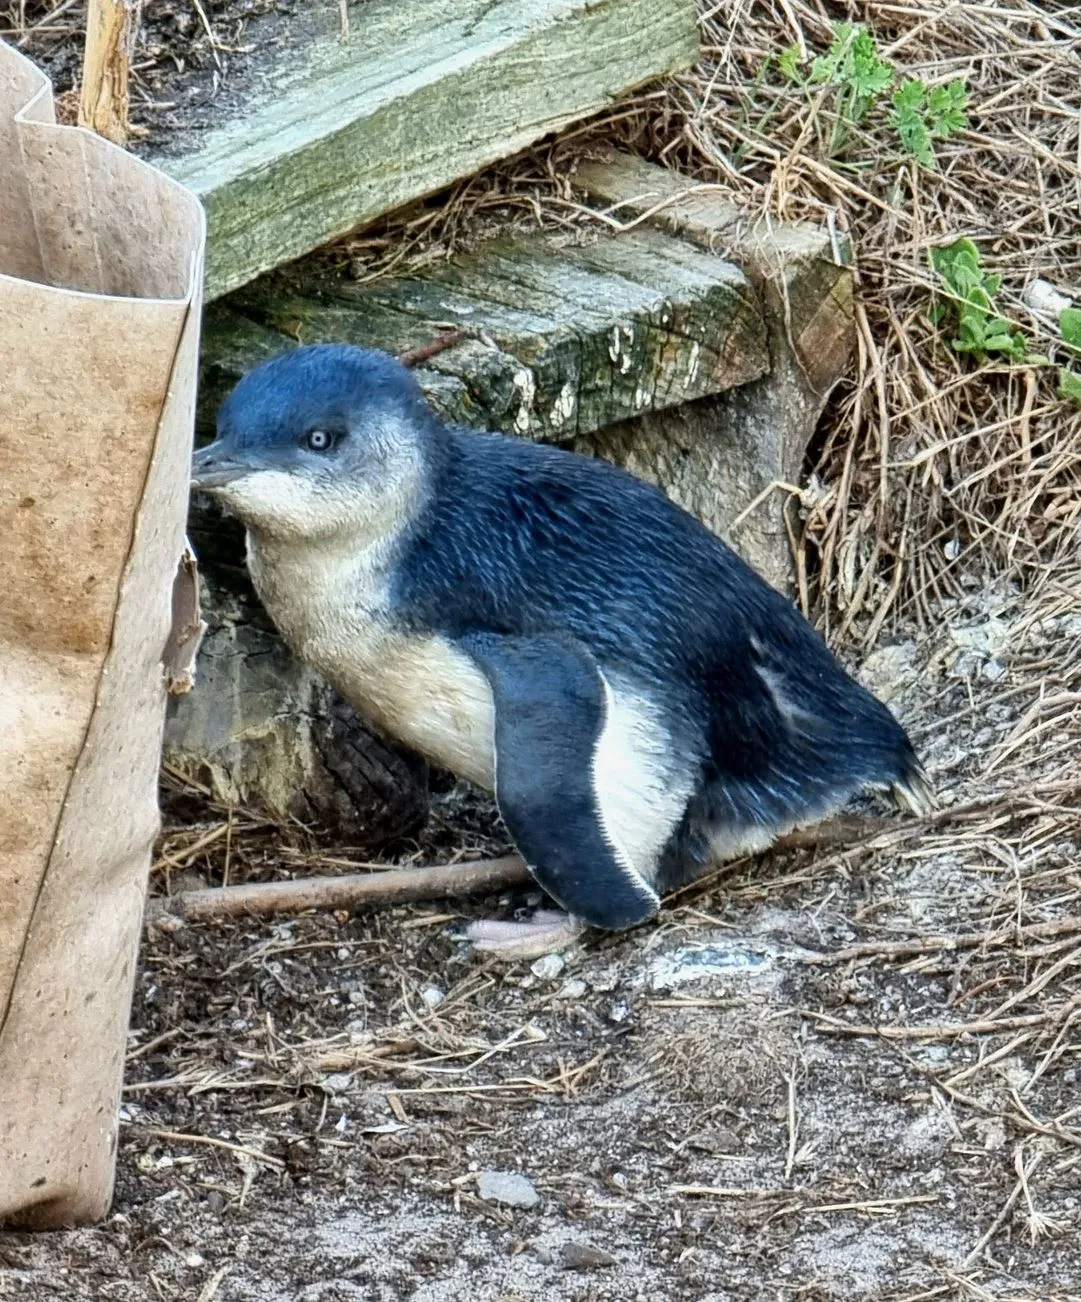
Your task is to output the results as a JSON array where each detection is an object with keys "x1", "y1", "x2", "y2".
[
  {"x1": 153, "y1": 0, "x2": 699, "y2": 300},
  {"x1": 572, "y1": 150, "x2": 854, "y2": 396},
  {"x1": 570, "y1": 151, "x2": 856, "y2": 590},
  {"x1": 212, "y1": 226, "x2": 769, "y2": 442}
]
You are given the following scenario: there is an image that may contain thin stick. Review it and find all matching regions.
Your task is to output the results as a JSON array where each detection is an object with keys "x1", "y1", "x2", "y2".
[
  {"x1": 802, "y1": 916, "x2": 1081, "y2": 967},
  {"x1": 802, "y1": 1004, "x2": 1080, "y2": 1041},
  {"x1": 397, "y1": 329, "x2": 469, "y2": 369},
  {"x1": 147, "y1": 855, "x2": 530, "y2": 923},
  {"x1": 959, "y1": 1146, "x2": 1040, "y2": 1269},
  {"x1": 138, "y1": 1127, "x2": 285, "y2": 1170},
  {"x1": 784, "y1": 1067, "x2": 799, "y2": 1180},
  {"x1": 79, "y1": 0, "x2": 139, "y2": 144},
  {"x1": 147, "y1": 815, "x2": 894, "y2": 925}
]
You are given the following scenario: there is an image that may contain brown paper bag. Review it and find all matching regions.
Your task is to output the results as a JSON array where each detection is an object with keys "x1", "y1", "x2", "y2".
[{"x1": 0, "y1": 39, "x2": 206, "y2": 1227}]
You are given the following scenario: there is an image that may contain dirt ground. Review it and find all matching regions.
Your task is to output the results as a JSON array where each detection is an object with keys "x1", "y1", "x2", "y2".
[
  {"x1": 3, "y1": 570, "x2": 1081, "y2": 1302},
  {"x1": 1, "y1": 0, "x2": 329, "y2": 153}
]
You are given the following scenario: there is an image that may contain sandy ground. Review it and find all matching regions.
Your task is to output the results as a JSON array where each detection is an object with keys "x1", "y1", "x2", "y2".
[{"x1": 3, "y1": 572, "x2": 1081, "y2": 1302}]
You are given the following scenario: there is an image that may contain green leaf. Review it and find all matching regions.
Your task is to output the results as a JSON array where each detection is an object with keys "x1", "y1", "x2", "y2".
[
  {"x1": 926, "y1": 81, "x2": 968, "y2": 137},
  {"x1": 932, "y1": 237, "x2": 979, "y2": 281},
  {"x1": 777, "y1": 43, "x2": 803, "y2": 84},
  {"x1": 956, "y1": 317, "x2": 986, "y2": 351},
  {"x1": 850, "y1": 28, "x2": 892, "y2": 100},
  {"x1": 895, "y1": 111, "x2": 935, "y2": 168},
  {"x1": 1060, "y1": 307, "x2": 1081, "y2": 349},
  {"x1": 891, "y1": 80, "x2": 924, "y2": 113},
  {"x1": 1059, "y1": 368, "x2": 1081, "y2": 405},
  {"x1": 810, "y1": 23, "x2": 854, "y2": 85}
]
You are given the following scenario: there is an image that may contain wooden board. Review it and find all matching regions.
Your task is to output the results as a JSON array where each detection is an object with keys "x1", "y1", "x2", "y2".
[
  {"x1": 153, "y1": 0, "x2": 699, "y2": 300},
  {"x1": 571, "y1": 151, "x2": 854, "y2": 399},
  {"x1": 569, "y1": 151, "x2": 855, "y2": 589},
  {"x1": 199, "y1": 225, "x2": 770, "y2": 443}
]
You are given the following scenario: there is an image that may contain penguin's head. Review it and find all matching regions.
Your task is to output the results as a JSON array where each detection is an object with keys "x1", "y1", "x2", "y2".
[{"x1": 191, "y1": 344, "x2": 438, "y2": 542}]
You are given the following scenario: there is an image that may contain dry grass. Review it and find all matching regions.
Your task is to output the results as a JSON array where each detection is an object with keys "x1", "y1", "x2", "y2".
[{"x1": 661, "y1": 1, "x2": 1081, "y2": 644}]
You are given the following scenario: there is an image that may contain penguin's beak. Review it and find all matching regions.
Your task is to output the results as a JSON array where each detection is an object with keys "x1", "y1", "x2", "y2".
[{"x1": 190, "y1": 442, "x2": 265, "y2": 490}]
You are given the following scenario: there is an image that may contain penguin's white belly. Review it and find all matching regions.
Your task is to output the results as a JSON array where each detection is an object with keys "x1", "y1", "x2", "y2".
[
  {"x1": 248, "y1": 536, "x2": 496, "y2": 789},
  {"x1": 324, "y1": 628, "x2": 497, "y2": 790}
]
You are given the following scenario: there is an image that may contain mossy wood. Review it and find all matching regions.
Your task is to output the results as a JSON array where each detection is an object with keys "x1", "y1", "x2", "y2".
[
  {"x1": 198, "y1": 226, "x2": 769, "y2": 445},
  {"x1": 152, "y1": 0, "x2": 699, "y2": 300}
]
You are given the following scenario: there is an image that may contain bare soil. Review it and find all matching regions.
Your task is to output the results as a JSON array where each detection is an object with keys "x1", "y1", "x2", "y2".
[
  {"x1": 1, "y1": 0, "x2": 332, "y2": 155},
  {"x1": 4, "y1": 577, "x2": 1081, "y2": 1302}
]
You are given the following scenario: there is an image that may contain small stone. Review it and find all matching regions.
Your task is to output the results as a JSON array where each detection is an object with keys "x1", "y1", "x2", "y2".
[
  {"x1": 561, "y1": 1242, "x2": 616, "y2": 1270},
  {"x1": 184, "y1": 1253, "x2": 206, "y2": 1269},
  {"x1": 421, "y1": 984, "x2": 445, "y2": 1009},
  {"x1": 1022, "y1": 278, "x2": 1073, "y2": 317},
  {"x1": 205, "y1": 1190, "x2": 227, "y2": 1214},
  {"x1": 323, "y1": 1072, "x2": 354, "y2": 1095},
  {"x1": 705, "y1": 1126, "x2": 741, "y2": 1154},
  {"x1": 558, "y1": 978, "x2": 587, "y2": 999},
  {"x1": 477, "y1": 1170, "x2": 540, "y2": 1209},
  {"x1": 530, "y1": 953, "x2": 565, "y2": 981}
]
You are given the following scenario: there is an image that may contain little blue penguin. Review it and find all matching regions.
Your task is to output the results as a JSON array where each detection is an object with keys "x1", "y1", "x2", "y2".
[{"x1": 191, "y1": 344, "x2": 932, "y2": 956}]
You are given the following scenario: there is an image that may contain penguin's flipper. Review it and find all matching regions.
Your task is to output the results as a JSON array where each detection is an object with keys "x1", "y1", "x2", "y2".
[{"x1": 460, "y1": 633, "x2": 661, "y2": 932}]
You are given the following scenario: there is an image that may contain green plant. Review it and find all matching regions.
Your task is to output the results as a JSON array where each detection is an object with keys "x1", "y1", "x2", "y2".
[
  {"x1": 890, "y1": 79, "x2": 968, "y2": 169},
  {"x1": 1059, "y1": 309, "x2": 1081, "y2": 406},
  {"x1": 808, "y1": 23, "x2": 892, "y2": 124},
  {"x1": 930, "y1": 238, "x2": 1031, "y2": 362},
  {"x1": 777, "y1": 42, "x2": 803, "y2": 85},
  {"x1": 931, "y1": 241, "x2": 1081, "y2": 408},
  {"x1": 1061, "y1": 308, "x2": 1081, "y2": 351},
  {"x1": 772, "y1": 22, "x2": 967, "y2": 170}
]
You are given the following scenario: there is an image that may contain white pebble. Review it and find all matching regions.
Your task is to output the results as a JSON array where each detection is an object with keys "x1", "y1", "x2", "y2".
[
  {"x1": 477, "y1": 1170, "x2": 539, "y2": 1209},
  {"x1": 530, "y1": 953, "x2": 565, "y2": 981}
]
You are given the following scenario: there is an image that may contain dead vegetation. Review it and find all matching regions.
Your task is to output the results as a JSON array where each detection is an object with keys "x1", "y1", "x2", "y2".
[{"x1": 2, "y1": 2, "x2": 1081, "y2": 1300}]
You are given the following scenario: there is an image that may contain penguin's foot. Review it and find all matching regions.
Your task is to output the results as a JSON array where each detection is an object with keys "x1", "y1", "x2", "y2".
[{"x1": 465, "y1": 908, "x2": 584, "y2": 960}]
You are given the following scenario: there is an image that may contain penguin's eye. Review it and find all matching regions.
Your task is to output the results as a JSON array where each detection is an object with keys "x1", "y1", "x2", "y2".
[{"x1": 305, "y1": 428, "x2": 335, "y2": 452}]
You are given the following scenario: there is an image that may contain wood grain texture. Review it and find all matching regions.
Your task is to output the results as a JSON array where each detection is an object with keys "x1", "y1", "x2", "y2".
[
  {"x1": 79, "y1": 0, "x2": 135, "y2": 144},
  {"x1": 571, "y1": 151, "x2": 856, "y2": 591},
  {"x1": 154, "y1": 0, "x2": 699, "y2": 299},
  {"x1": 202, "y1": 225, "x2": 769, "y2": 442}
]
